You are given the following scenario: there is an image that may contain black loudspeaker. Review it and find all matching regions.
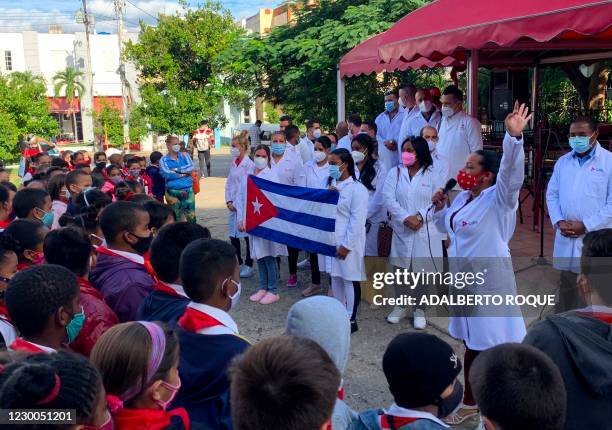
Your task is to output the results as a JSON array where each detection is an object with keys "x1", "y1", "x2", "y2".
[{"x1": 492, "y1": 88, "x2": 513, "y2": 120}]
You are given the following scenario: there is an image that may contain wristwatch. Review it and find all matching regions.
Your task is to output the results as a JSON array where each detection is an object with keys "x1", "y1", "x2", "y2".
[{"x1": 416, "y1": 213, "x2": 424, "y2": 223}]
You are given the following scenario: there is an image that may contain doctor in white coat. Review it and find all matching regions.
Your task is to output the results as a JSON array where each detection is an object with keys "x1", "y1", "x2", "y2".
[
  {"x1": 225, "y1": 131, "x2": 255, "y2": 278},
  {"x1": 398, "y1": 88, "x2": 441, "y2": 144},
  {"x1": 431, "y1": 102, "x2": 532, "y2": 425},
  {"x1": 237, "y1": 144, "x2": 288, "y2": 306},
  {"x1": 300, "y1": 135, "x2": 334, "y2": 298},
  {"x1": 546, "y1": 117, "x2": 612, "y2": 312},
  {"x1": 328, "y1": 148, "x2": 369, "y2": 333},
  {"x1": 383, "y1": 136, "x2": 446, "y2": 329}
]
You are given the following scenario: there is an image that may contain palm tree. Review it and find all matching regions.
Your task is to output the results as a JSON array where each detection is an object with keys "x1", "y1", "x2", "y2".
[
  {"x1": 53, "y1": 67, "x2": 85, "y2": 141},
  {"x1": 10, "y1": 71, "x2": 46, "y2": 88}
]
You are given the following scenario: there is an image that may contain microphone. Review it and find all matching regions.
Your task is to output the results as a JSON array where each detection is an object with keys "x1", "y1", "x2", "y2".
[{"x1": 442, "y1": 178, "x2": 457, "y2": 195}]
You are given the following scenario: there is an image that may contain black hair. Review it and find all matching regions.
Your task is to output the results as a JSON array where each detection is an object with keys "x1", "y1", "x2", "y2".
[
  {"x1": 126, "y1": 158, "x2": 140, "y2": 169},
  {"x1": 0, "y1": 184, "x2": 9, "y2": 204},
  {"x1": 59, "y1": 189, "x2": 111, "y2": 234},
  {"x1": 43, "y1": 227, "x2": 92, "y2": 278},
  {"x1": 306, "y1": 119, "x2": 320, "y2": 129},
  {"x1": 284, "y1": 124, "x2": 300, "y2": 142},
  {"x1": 352, "y1": 134, "x2": 377, "y2": 191},
  {"x1": 474, "y1": 150, "x2": 502, "y2": 184},
  {"x1": 105, "y1": 163, "x2": 121, "y2": 176},
  {"x1": 572, "y1": 116, "x2": 597, "y2": 133},
  {"x1": 150, "y1": 151, "x2": 163, "y2": 164},
  {"x1": 45, "y1": 166, "x2": 66, "y2": 177},
  {"x1": 4, "y1": 219, "x2": 47, "y2": 262},
  {"x1": 402, "y1": 136, "x2": 434, "y2": 172},
  {"x1": 0, "y1": 232, "x2": 17, "y2": 263},
  {"x1": 384, "y1": 89, "x2": 399, "y2": 98},
  {"x1": 399, "y1": 82, "x2": 417, "y2": 94},
  {"x1": 51, "y1": 158, "x2": 69, "y2": 168},
  {"x1": 199, "y1": 120, "x2": 208, "y2": 126},
  {"x1": 347, "y1": 114, "x2": 362, "y2": 127},
  {"x1": 442, "y1": 84, "x2": 464, "y2": 102},
  {"x1": 255, "y1": 120, "x2": 262, "y2": 126},
  {"x1": 143, "y1": 200, "x2": 176, "y2": 231},
  {"x1": 180, "y1": 238, "x2": 237, "y2": 302},
  {"x1": 279, "y1": 115, "x2": 292, "y2": 123},
  {"x1": 363, "y1": 121, "x2": 378, "y2": 134},
  {"x1": 327, "y1": 148, "x2": 356, "y2": 186},
  {"x1": 75, "y1": 163, "x2": 91, "y2": 171},
  {"x1": 0, "y1": 351, "x2": 102, "y2": 427},
  {"x1": 129, "y1": 194, "x2": 155, "y2": 204},
  {"x1": 114, "y1": 180, "x2": 143, "y2": 201},
  {"x1": 581, "y1": 228, "x2": 612, "y2": 305},
  {"x1": 99, "y1": 201, "x2": 148, "y2": 244},
  {"x1": 65, "y1": 170, "x2": 90, "y2": 190},
  {"x1": 327, "y1": 132, "x2": 338, "y2": 143},
  {"x1": 32, "y1": 152, "x2": 50, "y2": 163},
  {"x1": 315, "y1": 136, "x2": 332, "y2": 150},
  {"x1": 470, "y1": 343, "x2": 566, "y2": 430},
  {"x1": 94, "y1": 151, "x2": 106, "y2": 161},
  {"x1": 47, "y1": 173, "x2": 66, "y2": 201},
  {"x1": 151, "y1": 223, "x2": 211, "y2": 284},
  {"x1": 12, "y1": 188, "x2": 49, "y2": 219},
  {"x1": 70, "y1": 151, "x2": 84, "y2": 163},
  {"x1": 0, "y1": 181, "x2": 16, "y2": 193},
  {"x1": 6, "y1": 265, "x2": 79, "y2": 338}
]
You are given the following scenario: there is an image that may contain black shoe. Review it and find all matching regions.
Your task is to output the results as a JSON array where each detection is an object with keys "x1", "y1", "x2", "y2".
[{"x1": 350, "y1": 320, "x2": 358, "y2": 333}]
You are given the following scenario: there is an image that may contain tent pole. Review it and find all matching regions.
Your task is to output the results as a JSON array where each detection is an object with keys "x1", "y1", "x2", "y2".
[
  {"x1": 531, "y1": 65, "x2": 540, "y2": 129},
  {"x1": 467, "y1": 49, "x2": 479, "y2": 118},
  {"x1": 337, "y1": 66, "x2": 346, "y2": 124}
]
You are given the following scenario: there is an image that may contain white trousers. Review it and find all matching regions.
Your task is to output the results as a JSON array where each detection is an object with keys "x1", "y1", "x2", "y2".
[{"x1": 331, "y1": 276, "x2": 354, "y2": 318}]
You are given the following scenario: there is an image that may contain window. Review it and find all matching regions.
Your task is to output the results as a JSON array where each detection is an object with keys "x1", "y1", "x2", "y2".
[{"x1": 4, "y1": 51, "x2": 12, "y2": 71}]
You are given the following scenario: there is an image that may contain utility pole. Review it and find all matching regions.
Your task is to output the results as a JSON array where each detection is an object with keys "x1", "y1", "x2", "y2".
[
  {"x1": 115, "y1": 0, "x2": 130, "y2": 147},
  {"x1": 79, "y1": 0, "x2": 96, "y2": 147}
]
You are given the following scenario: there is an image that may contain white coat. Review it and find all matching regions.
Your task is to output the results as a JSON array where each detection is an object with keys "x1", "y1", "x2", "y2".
[
  {"x1": 383, "y1": 164, "x2": 446, "y2": 270},
  {"x1": 437, "y1": 110, "x2": 483, "y2": 186},
  {"x1": 225, "y1": 155, "x2": 254, "y2": 238},
  {"x1": 434, "y1": 132, "x2": 527, "y2": 350},
  {"x1": 271, "y1": 145, "x2": 305, "y2": 186},
  {"x1": 235, "y1": 166, "x2": 288, "y2": 260},
  {"x1": 375, "y1": 110, "x2": 405, "y2": 172},
  {"x1": 431, "y1": 148, "x2": 450, "y2": 182},
  {"x1": 546, "y1": 142, "x2": 612, "y2": 273},
  {"x1": 398, "y1": 109, "x2": 442, "y2": 144},
  {"x1": 330, "y1": 177, "x2": 369, "y2": 281},
  {"x1": 304, "y1": 159, "x2": 331, "y2": 270},
  {"x1": 357, "y1": 161, "x2": 389, "y2": 256},
  {"x1": 337, "y1": 134, "x2": 352, "y2": 152},
  {"x1": 298, "y1": 136, "x2": 315, "y2": 163}
]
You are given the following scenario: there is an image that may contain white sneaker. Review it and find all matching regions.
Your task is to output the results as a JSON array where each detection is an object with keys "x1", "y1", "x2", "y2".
[
  {"x1": 386, "y1": 306, "x2": 407, "y2": 324},
  {"x1": 297, "y1": 258, "x2": 310, "y2": 270},
  {"x1": 239, "y1": 265, "x2": 253, "y2": 278},
  {"x1": 413, "y1": 309, "x2": 427, "y2": 330}
]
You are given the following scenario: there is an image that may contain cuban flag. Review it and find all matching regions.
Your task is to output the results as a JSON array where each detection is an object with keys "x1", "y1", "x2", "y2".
[{"x1": 244, "y1": 175, "x2": 339, "y2": 256}]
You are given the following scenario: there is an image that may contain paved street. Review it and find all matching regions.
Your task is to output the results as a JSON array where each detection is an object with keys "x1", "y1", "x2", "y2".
[{"x1": 193, "y1": 149, "x2": 561, "y2": 428}]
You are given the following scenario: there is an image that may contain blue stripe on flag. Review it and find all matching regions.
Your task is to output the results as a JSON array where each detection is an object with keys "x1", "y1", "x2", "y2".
[
  {"x1": 250, "y1": 226, "x2": 337, "y2": 257},
  {"x1": 250, "y1": 175, "x2": 339, "y2": 205},
  {"x1": 275, "y1": 207, "x2": 335, "y2": 232}
]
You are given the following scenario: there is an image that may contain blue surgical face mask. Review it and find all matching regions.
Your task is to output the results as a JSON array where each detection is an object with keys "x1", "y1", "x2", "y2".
[
  {"x1": 329, "y1": 164, "x2": 343, "y2": 180},
  {"x1": 37, "y1": 208, "x2": 54, "y2": 228},
  {"x1": 271, "y1": 143, "x2": 286, "y2": 155},
  {"x1": 569, "y1": 135, "x2": 593, "y2": 154},
  {"x1": 384, "y1": 101, "x2": 396, "y2": 113},
  {"x1": 66, "y1": 306, "x2": 86, "y2": 343}
]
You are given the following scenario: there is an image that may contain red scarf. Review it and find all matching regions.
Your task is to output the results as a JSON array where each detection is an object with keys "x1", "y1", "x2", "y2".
[
  {"x1": 577, "y1": 311, "x2": 612, "y2": 324},
  {"x1": 113, "y1": 407, "x2": 190, "y2": 430},
  {"x1": 380, "y1": 415, "x2": 418, "y2": 429},
  {"x1": 0, "y1": 300, "x2": 9, "y2": 321},
  {"x1": 178, "y1": 306, "x2": 225, "y2": 332},
  {"x1": 16, "y1": 262, "x2": 32, "y2": 272},
  {"x1": 0, "y1": 219, "x2": 11, "y2": 229},
  {"x1": 153, "y1": 280, "x2": 183, "y2": 297},
  {"x1": 97, "y1": 246, "x2": 156, "y2": 279},
  {"x1": 9, "y1": 338, "x2": 49, "y2": 354}
]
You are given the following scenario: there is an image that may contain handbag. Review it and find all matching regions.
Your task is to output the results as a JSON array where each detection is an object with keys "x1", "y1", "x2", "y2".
[
  {"x1": 377, "y1": 166, "x2": 401, "y2": 258},
  {"x1": 191, "y1": 171, "x2": 200, "y2": 194}
]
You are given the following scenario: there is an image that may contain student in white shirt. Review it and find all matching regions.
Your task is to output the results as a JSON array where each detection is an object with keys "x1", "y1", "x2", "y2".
[
  {"x1": 301, "y1": 136, "x2": 333, "y2": 298},
  {"x1": 226, "y1": 131, "x2": 255, "y2": 278},
  {"x1": 375, "y1": 90, "x2": 406, "y2": 172},
  {"x1": 437, "y1": 85, "x2": 483, "y2": 193},
  {"x1": 399, "y1": 88, "x2": 441, "y2": 144},
  {"x1": 271, "y1": 127, "x2": 305, "y2": 288},
  {"x1": 328, "y1": 148, "x2": 368, "y2": 333},
  {"x1": 546, "y1": 116, "x2": 612, "y2": 312},
  {"x1": 298, "y1": 118, "x2": 320, "y2": 163},
  {"x1": 0, "y1": 234, "x2": 17, "y2": 347}
]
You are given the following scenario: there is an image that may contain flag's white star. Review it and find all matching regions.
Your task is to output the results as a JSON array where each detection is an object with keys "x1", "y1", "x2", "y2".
[{"x1": 252, "y1": 197, "x2": 263, "y2": 214}]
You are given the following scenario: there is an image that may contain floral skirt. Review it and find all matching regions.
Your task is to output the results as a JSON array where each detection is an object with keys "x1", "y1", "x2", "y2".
[{"x1": 165, "y1": 188, "x2": 196, "y2": 223}]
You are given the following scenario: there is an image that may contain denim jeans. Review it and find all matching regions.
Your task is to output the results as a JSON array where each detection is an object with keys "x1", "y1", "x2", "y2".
[{"x1": 257, "y1": 256, "x2": 278, "y2": 293}]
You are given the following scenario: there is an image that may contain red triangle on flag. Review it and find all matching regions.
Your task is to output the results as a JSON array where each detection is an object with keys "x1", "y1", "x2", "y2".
[{"x1": 245, "y1": 175, "x2": 278, "y2": 232}]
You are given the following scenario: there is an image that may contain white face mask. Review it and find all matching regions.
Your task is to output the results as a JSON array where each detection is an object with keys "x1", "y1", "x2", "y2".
[
  {"x1": 314, "y1": 150, "x2": 326, "y2": 163},
  {"x1": 230, "y1": 147, "x2": 240, "y2": 158},
  {"x1": 419, "y1": 100, "x2": 432, "y2": 113},
  {"x1": 427, "y1": 139, "x2": 436, "y2": 152},
  {"x1": 399, "y1": 98, "x2": 406, "y2": 108},
  {"x1": 254, "y1": 156, "x2": 268, "y2": 169},
  {"x1": 226, "y1": 278, "x2": 241, "y2": 310},
  {"x1": 312, "y1": 129, "x2": 322, "y2": 139},
  {"x1": 351, "y1": 150, "x2": 365, "y2": 163},
  {"x1": 171, "y1": 144, "x2": 181, "y2": 153},
  {"x1": 441, "y1": 106, "x2": 455, "y2": 118}
]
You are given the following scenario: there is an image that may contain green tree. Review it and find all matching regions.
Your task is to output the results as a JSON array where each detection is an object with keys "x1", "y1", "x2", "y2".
[
  {"x1": 124, "y1": 1, "x2": 247, "y2": 135},
  {"x1": 0, "y1": 72, "x2": 58, "y2": 161},
  {"x1": 52, "y1": 67, "x2": 85, "y2": 140},
  {"x1": 92, "y1": 101, "x2": 124, "y2": 148}
]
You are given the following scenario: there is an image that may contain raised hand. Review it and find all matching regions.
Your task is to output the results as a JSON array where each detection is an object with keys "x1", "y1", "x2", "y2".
[{"x1": 505, "y1": 101, "x2": 533, "y2": 137}]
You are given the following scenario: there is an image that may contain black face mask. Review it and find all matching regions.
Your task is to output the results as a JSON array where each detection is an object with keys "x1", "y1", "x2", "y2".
[
  {"x1": 434, "y1": 380, "x2": 463, "y2": 418},
  {"x1": 96, "y1": 161, "x2": 106, "y2": 170},
  {"x1": 127, "y1": 231, "x2": 153, "y2": 255}
]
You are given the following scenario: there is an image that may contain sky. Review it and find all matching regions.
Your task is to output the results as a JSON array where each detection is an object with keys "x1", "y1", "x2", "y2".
[{"x1": 0, "y1": 0, "x2": 285, "y2": 33}]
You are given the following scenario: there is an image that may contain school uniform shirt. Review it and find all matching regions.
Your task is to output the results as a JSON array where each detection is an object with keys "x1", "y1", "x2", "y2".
[
  {"x1": 174, "y1": 302, "x2": 250, "y2": 429},
  {"x1": 349, "y1": 404, "x2": 449, "y2": 430},
  {"x1": 546, "y1": 142, "x2": 612, "y2": 273},
  {"x1": 9, "y1": 338, "x2": 56, "y2": 354},
  {"x1": 271, "y1": 145, "x2": 305, "y2": 187},
  {"x1": 225, "y1": 155, "x2": 255, "y2": 239},
  {"x1": 383, "y1": 164, "x2": 446, "y2": 271},
  {"x1": 375, "y1": 110, "x2": 406, "y2": 172},
  {"x1": 330, "y1": 177, "x2": 369, "y2": 281},
  {"x1": 357, "y1": 161, "x2": 389, "y2": 256},
  {"x1": 436, "y1": 110, "x2": 483, "y2": 184},
  {"x1": 298, "y1": 136, "x2": 315, "y2": 163},
  {"x1": 235, "y1": 166, "x2": 288, "y2": 260},
  {"x1": 51, "y1": 199, "x2": 68, "y2": 230},
  {"x1": 0, "y1": 301, "x2": 16, "y2": 348},
  {"x1": 433, "y1": 132, "x2": 526, "y2": 350},
  {"x1": 137, "y1": 281, "x2": 190, "y2": 324},
  {"x1": 399, "y1": 108, "x2": 442, "y2": 144}
]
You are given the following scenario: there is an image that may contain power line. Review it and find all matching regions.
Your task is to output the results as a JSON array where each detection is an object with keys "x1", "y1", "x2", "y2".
[{"x1": 125, "y1": 0, "x2": 158, "y2": 21}]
